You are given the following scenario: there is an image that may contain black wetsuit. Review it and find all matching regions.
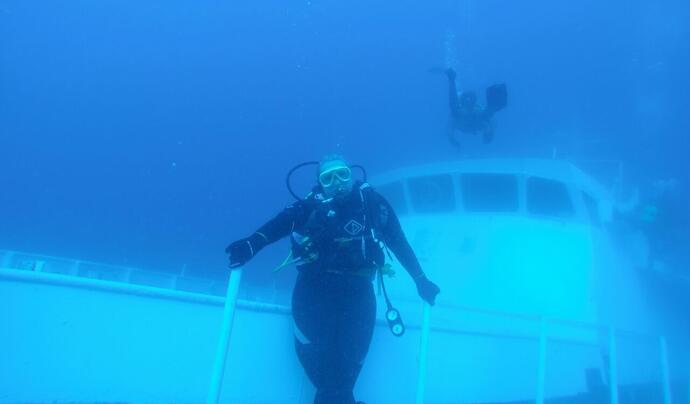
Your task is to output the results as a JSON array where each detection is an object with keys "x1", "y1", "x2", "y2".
[
  {"x1": 250, "y1": 182, "x2": 424, "y2": 404},
  {"x1": 446, "y1": 69, "x2": 508, "y2": 146}
]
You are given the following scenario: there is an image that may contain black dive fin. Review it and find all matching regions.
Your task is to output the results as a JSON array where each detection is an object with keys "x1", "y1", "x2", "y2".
[{"x1": 485, "y1": 83, "x2": 507, "y2": 113}]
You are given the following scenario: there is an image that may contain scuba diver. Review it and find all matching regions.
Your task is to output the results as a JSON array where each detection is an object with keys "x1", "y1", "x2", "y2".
[
  {"x1": 613, "y1": 178, "x2": 687, "y2": 272},
  {"x1": 636, "y1": 179, "x2": 684, "y2": 272},
  {"x1": 445, "y1": 68, "x2": 507, "y2": 147},
  {"x1": 225, "y1": 155, "x2": 441, "y2": 404}
]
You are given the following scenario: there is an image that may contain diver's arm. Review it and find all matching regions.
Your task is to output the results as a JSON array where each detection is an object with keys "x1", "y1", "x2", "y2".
[
  {"x1": 373, "y1": 192, "x2": 441, "y2": 304},
  {"x1": 374, "y1": 195, "x2": 425, "y2": 279},
  {"x1": 226, "y1": 201, "x2": 312, "y2": 267},
  {"x1": 255, "y1": 202, "x2": 312, "y2": 244}
]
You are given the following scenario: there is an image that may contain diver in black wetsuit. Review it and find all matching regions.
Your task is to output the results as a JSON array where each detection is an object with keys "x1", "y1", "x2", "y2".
[
  {"x1": 446, "y1": 68, "x2": 507, "y2": 147},
  {"x1": 225, "y1": 155, "x2": 441, "y2": 404}
]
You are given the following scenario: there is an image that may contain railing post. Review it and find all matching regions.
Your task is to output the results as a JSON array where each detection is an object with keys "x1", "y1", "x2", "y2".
[
  {"x1": 34, "y1": 260, "x2": 46, "y2": 272},
  {"x1": 206, "y1": 269, "x2": 243, "y2": 404},
  {"x1": 536, "y1": 317, "x2": 547, "y2": 404},
  {"x1": 659, "y1": 336, "x2": 672, "y2": 404},
  {"x1": 415, "y1": 303, "x2": 432, "y2": 404},
  {"x1": 608, "y1": 326, "x2": 619, "y2": 404}
]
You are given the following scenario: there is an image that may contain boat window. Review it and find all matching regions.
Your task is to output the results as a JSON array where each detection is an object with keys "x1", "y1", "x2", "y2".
[
  {"x1": 460, "y1": 173, "x2": 519, "y2": 212},
  {"x1": 582, "y1": 192, "x2": 601, "y2": 226},
  {"x1": 526, "y1": 177, "x2": 575, "y2": 218},
  {"x1": 407, "y1": 174, "x2": 456, "y2": 213},
  {"x1": 376, "y1": 181, "x2": 408, "y2": 215}
]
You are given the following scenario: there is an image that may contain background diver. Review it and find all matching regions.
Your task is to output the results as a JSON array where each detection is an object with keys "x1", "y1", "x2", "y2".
[
  {"x1": 445, "y1": 68, "x2": 507, "y2": 147},
  {"x1": 225, "y1": 154, "x2": 441, "y2": 404}
]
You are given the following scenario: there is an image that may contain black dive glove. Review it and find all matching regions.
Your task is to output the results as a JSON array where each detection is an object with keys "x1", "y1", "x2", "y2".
[
  {"x1": 225, "y1": 233, "x2": 268, "y2": 269},
  {"x1": 415, "y1": 275, "x2": 441, "y2": 305}
]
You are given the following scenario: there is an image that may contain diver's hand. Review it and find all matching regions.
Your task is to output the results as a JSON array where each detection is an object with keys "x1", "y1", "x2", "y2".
[
  {"x1": 225, "y1": 233, "x2": 268, "y2": 269},
  {"x1": 225, "y1": 238, "x2": 254, "y2": 268},
  {"x1": 445, "y1": 68, "x2": 456, "y2": 80},
  {"x1": 415, "y1": 275, "x2": 440, "y2": 305}
]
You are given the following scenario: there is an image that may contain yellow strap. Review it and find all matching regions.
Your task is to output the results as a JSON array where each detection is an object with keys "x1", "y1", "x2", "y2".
[{"x1": 272, "y1": 251, "x2": 295, "y2": 272}]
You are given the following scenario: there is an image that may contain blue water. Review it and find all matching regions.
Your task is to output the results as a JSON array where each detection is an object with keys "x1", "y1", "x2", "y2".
[{"x1": 1, "y1": 0, "x2": 689, "y2": 282}]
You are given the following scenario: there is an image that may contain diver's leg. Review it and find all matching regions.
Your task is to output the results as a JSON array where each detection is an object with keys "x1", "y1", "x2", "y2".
[
  {"x1": 447, "y1": 123, "x2": 462, "y2": 150},
  {"x1": 447, "y1": 69, "x2": 460, "y2": 114},
  {"x1": 317, "y1": 278, "x2": 376, "y2": 404},
  {"x1": 485, "y1": 83, "x2": 508, "y2": 114},
  {"x1": 482, "y1": 119, "x2": 495, "y2": 144},
  {"x1": 292, "y1": 273, "x2": 338, "y2": 399}
]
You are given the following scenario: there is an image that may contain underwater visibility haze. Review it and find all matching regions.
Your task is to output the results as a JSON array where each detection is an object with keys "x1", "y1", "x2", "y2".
[{"x1": 1, "y1": 0, "x2": 690, "y2": 403}]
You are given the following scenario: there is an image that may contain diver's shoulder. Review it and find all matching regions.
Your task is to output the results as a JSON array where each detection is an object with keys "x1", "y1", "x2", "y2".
[
  {"x1": 283, "y1": 193, "x2": 320, "y2": 213},
  {"x1": 359, "y1": 182, "x2": 388, "y2": 204}
]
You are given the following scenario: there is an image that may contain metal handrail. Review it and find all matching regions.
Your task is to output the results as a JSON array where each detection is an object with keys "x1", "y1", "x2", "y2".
[
  {"x1": 391, "y1": 294, "x2": 668, "y2": 342},
  {"x1": 1, "y1": 249, "x2": 680, "y2": 342},
  {"x1": 1, "y1": 254, "x2": 682, "y2": 404},
  {"x1": 1, "y1": 258, "x2": 667, "y2": 345},
  {"x1": 0, "y1": 248, "x2": 180, "y2": 274},
  {"x1": 0, "y1": 248, "x2": 225, "y2": 293}
]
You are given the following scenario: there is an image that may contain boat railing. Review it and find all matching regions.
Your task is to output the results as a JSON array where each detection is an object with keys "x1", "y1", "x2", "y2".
[
  {"x1": 1, "y1": 248, "x2": 683, "y2": 404},
  {"x1": 0, "y1": 248, "x2": 228, "y2": 296},
  {"x1": 210, "y1": 271, "x2": 684, "y2": 404}
]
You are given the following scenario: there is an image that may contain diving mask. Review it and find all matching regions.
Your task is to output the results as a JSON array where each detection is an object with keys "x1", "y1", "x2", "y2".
[{"x1": 318, "y1": 166, "x2": 352, "y2": 188}]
